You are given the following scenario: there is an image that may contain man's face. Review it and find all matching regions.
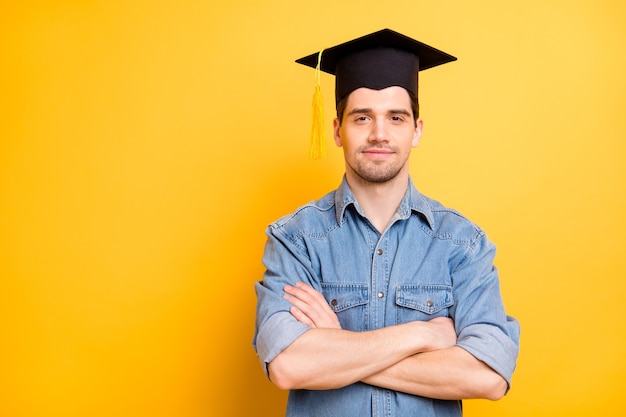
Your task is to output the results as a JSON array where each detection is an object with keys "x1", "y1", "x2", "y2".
[{"x1": 333, "y1": 86, "x2": 423, "y2": 184}]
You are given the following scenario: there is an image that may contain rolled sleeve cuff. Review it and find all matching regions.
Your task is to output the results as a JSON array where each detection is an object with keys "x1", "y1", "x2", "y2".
[
  {"x1": 255, "y1": 311, "x2": 310, "y2": 378},
  {"x1": 456, "y1": 317, "x2": 520, "y2": 391}
]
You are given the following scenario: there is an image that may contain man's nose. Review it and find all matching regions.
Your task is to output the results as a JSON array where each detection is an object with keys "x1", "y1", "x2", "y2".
[{"x1": 368, "y1": 120, "x2": 388, "y2": 142}]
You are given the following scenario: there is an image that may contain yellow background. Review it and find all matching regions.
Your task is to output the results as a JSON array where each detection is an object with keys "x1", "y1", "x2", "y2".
[{"x1": 1, "y1": 1, "x2": 625, "y2": 416}]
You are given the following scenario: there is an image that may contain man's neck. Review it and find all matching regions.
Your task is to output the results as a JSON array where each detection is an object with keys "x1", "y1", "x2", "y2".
[{"x1": 346, "y1": 172, "x2": 409, "y2": 233}]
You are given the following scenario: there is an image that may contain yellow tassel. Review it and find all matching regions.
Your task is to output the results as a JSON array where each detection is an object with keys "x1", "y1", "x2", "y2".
[{"x1": 308, "y1": 49, "x2": 327, "y2": 159}]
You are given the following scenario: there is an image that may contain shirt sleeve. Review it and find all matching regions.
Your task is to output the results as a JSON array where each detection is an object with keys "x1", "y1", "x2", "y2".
[
  {"x1": 450, "y1": 231, "x2": 521, "y2": 391},
  {"x1": 252, "y1": 225, "x2": 315, "y2": 378}
]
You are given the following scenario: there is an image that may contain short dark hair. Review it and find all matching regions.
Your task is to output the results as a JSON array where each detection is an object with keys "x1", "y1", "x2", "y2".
[{"x1": 336, "y1": 90, "x2": 419, "y2": 126}]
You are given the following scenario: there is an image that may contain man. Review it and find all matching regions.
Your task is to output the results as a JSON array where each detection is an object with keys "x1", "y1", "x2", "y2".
[{"x1": 253, "y1": 29, "x2": 520, "y2": 416}]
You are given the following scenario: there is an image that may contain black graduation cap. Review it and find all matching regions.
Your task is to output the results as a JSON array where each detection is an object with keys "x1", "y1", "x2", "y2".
[
  {"x1": 296, "y1": 28, "x2": 457, "y2": 105},
  {"x1": 295, "y1": 28, "x2": 456, "y2": 159}
]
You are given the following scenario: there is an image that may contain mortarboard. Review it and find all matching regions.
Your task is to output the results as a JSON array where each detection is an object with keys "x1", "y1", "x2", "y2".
[{"x1": 295, "y1": 29, "x2": 456, "y2": 158}]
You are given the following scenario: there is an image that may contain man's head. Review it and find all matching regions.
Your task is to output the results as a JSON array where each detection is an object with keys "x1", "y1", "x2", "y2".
[
  {"x1": 332, "y1": 86, "x2": 423, "y2": 185},
  {"x1": 296, "y1": 29, "x2": 456, "y2": 158}
]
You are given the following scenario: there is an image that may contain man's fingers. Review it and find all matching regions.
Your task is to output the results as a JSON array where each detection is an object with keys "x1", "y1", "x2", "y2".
[
  {"x1": 284, "y1": 283, "x2": 327, "y2": 311},
  {"x1": 284, "y1": 291, "x2": 324, "y2": 322},
  {"x1": 284, "y1": 282, "x2": 342, "y2": 329},
  {"x1": 285, "y1": 282, "x2": 324, "y2": 302},
  {"x1": 289, "y1": 305, "x2": 315, "y2": 328}
]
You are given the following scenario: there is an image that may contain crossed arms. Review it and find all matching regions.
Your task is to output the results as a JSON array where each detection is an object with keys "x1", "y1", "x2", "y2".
[{"x1": 267, "y1": 282, "x2": 508, "y2": 401}]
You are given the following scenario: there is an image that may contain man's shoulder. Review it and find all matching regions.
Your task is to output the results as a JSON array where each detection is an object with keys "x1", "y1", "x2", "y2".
[
  {"x1": 415, "y1": 191, "x2": 486, "y2": 242},
  {"x1": 270, "y1": 189, "x2": 338, "y2": 233}
]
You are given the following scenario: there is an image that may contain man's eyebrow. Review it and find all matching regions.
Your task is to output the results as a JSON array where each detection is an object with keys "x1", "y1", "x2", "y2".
[
  {"x1": 346, "y1": 108, "x2": 411, "y2": 116},
  {"x1": 346, "y1": 108, "x2": 372, "y2": 116},
  {"x1": 388, "y1": 109, "x2": 412, "y2": 117}
]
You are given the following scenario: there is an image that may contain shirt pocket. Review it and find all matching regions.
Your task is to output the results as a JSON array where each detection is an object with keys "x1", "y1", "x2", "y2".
[
  {"x1": 321, "y1": 282, "x2": 369, "y2": 332},
  {"x1": 395, "y1": 284, "x2": 454, "y2": 324}
]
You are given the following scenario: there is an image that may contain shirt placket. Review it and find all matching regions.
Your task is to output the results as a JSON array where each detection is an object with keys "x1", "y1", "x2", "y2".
[{"x1": 370, "y1": 229, "x2": 394, "y2": 417}]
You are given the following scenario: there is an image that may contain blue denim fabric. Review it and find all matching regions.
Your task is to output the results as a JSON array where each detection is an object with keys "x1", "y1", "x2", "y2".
[{"x1": 253, "y1": 176, "x2": 520, "y2": 417}]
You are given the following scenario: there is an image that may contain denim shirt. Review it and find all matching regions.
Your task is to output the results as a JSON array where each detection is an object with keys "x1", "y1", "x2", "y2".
[{"x1": 253, "y1": 176, "x2": 520, "y2": 417}]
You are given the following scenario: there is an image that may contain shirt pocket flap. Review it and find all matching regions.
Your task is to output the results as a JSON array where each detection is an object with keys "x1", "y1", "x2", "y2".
[
  {"x1": 396, "y1": 285, "x2": 454, "y2": 314},
  {"x1": 321, "y1": 283, "x2": 369, "y2": 313}
]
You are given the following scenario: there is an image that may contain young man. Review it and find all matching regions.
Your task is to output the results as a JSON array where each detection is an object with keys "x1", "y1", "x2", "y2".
[{"x1": 253, "y1": 29, "x2": 520, "y2": 416}]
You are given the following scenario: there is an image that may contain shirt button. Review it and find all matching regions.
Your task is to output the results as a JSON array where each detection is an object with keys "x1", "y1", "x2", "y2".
[
  {"x1": 426, "y1": 300, "x2": 433, "y2": 307},
  {"x1": 377, "y1": 292, "x2": 384, "y2": 298},
  {"x1": 331, "y1": 299, "x2": 338, "y2": 306},
  {"x1": 377, "y1": 249, "x2": 383, "y2": 255}
]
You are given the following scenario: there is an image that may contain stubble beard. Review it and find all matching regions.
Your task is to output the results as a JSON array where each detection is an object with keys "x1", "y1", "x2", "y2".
[{"x1": 347, "y1": 151, "x2": 407, "y2": 184}]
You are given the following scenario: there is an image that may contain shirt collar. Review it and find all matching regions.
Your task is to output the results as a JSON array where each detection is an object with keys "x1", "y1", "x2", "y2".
[{"x1": 334, "y1": 175, "x2": 435, "y2": 230}]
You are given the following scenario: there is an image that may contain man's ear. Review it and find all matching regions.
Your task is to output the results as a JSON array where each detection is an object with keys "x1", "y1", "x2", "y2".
[
  {"x1": 333, "y1": 118, "x2": 343, "y2": 147},
  {"x1": 412, "y1": 119, "x2": 424, "y2": 147}
]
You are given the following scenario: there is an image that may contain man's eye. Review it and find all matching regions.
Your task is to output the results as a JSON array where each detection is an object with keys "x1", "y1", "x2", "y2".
[{"x1": 391, "y1": 116, "x2": 404, "y2": 122}]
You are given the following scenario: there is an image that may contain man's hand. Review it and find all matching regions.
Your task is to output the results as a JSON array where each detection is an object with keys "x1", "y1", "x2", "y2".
[
  {"x1": 416, "y1": 316, "x2": 457, "y2": 352},
  {"x1": 283, "y1": 282, "x2": 341, "y2": 329}
]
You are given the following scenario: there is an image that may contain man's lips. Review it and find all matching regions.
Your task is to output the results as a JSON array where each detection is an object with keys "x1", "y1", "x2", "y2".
[{"x1": 362, "y1": 148, "x2": 394, "y2": 158}]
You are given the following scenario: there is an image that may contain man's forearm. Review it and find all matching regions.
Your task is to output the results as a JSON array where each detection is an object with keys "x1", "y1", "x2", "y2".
[
  {"x1": 268, "y1": 320, "x2": 452, "y2": 391},
  {"x1": 362, "y1": 345, "x2": 508, "y2": 400}
]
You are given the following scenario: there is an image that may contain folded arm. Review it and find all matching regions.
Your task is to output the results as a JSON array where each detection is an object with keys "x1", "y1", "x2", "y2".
[
  {"x1": 362, "y1": 346, "x2": 507, "y2": 400},
  {"x1": 276, "y1": 282, "x2": 507, "y2": 400},
  {"x1": 268, "y1": 282, "x2": 456, "y2": 391}
]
